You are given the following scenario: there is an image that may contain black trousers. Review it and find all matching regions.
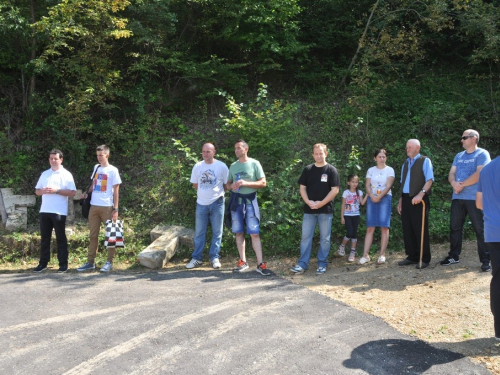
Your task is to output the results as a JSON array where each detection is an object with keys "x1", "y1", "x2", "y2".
[
  {"x1": 489, "y1": 243, "x2": 500, "y2": 337},
  {"x1": 401, "y1": 193, "x2": 431, "y2": 263},
  {"x1": 449, "y1": 199, "x2": 489, "y2": 262},
  {"x1": 344, "y1": 215, "x2": 360, "y2": 240},
  {"x1": 39, "y1": 213, "x2": 68, "y2": 267}
]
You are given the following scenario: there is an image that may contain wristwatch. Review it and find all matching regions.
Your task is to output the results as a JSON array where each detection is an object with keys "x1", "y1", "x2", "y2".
[
  {"x1": 112, "y1": 208, "x2": 119, "y2": 212},
  {"x1": 421, "y1": 189, "x2": 426, "y2": 194}
]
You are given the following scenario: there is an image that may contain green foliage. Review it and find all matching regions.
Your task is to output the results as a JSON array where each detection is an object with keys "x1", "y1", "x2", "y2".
[
  {"x1": 259, "y1": 159, "x2": 304, "y2": 254},
  {"x1": 31, "y1": 0, "x2": 133, "y2": 129},
  {"x1": 1, "y1": 0, "x2": 500, "y2": 262},
  {"x1": 217, "y1": 83, "x2": 300, "y2": 170}
]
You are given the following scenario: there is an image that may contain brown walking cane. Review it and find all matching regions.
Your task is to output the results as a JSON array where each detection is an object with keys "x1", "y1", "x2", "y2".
[{"x1": 419, "y1": 200, "x2": 426, "y2": 270}]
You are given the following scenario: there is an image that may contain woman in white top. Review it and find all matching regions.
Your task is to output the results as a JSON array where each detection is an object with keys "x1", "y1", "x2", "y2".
[{"x1": 359, "y1": 149, "x2": 395, "y2": 265}]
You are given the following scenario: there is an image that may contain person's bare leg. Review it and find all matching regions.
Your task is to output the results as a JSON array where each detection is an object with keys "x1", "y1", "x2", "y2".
[
  {"x1": 235, "y1": 232, "x2": 246, "y2": 262},
  {"x1": 363, "y1": 227, "x2": 375, "y2": 258},
  {"x1": 380, "y1": 227, "x2": 389, "y2": 257},
  {"x1": 250, "y1": 233, "x2": 263, "y2": 264},
  {"x1": 351, "y1": 238, "x2": 357, "y2": 251}
]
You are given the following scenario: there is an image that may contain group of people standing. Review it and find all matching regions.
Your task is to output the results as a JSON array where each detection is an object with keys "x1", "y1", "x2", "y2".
[
  {"x1": 32, "y1": 131, "x2": 493, "y2": 278},
  {"x1": 289, "y1": 140, "x2": 431, "y2": 274},
  {"x1": 290, "y1": 129, "x2": 493, "y2": 274},
  {"x1": 186, "y1": 140, "x2": 271, "y2": 275},
  {"x1": 34, "y1": 145, "x2": 122, "y2": 273},
  {"x1": 188, "y1": 130, "x2": 492, "y2": 279},
  {"x1": 31, "y1": 132, "x2": 500, "y2": 338}
]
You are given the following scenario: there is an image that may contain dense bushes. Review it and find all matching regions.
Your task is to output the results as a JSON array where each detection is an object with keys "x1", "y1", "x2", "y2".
[{"x1": 1, "y1": 0, "x2": 500, "y2": 259}]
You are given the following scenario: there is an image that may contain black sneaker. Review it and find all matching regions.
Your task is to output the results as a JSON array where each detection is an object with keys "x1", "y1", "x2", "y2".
[
  {"x1": 481, "y1": 261, "x2": 491, "y2": 272},
  {"x1": 440, "y1": 256, "x2": 460, "y2": 266},
  {"x1": 233, "y1": 260, "x2": 249, "y2": 273},
  {"x1": 33, "y1": 264, "x2": 47, "y2": 273},
  {"x1": 58, "y1": 265, "x2": 68, "y2": 273},
  {"x1": 256, "y1": 262, "x2": 272, "y2": 276}
]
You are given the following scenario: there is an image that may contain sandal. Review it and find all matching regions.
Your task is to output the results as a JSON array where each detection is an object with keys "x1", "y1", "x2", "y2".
[
  {"x1": 358, "y1": 256, "x2": 370, "y2": 265},
  {"x1": 377, "y1": 256, "x2": 386, "y2": 264}
]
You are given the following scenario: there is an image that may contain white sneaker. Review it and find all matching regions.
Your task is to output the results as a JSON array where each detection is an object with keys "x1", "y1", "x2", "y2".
[
  {"x1": 290, "y1": 265, "x2": 305, "y2": 274},
  {"x1": 337, "y1": 245, "x2": 345, "y2": 256},
  {"x1": 100, "y1": 262, "x2": 113, "y2": 272},
  {"x1": 186, "y1": 259, "x2": 203, "y2": 269},
  {"x1": 358, "y1": 256, "x2": 370, "y2": 265},
  {"x1": 348, "y1": 250, "x2": 356, "y2": 262},
  {"x1": 212, "y1": 258, "x2": 221, "y2": 269}
]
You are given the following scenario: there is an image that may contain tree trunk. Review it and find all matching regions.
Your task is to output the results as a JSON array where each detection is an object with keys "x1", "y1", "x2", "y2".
[
  {"x1": 29, "y1": 0, "x2": 36, "y2": 97},
  {"x1": 339, "y1": 0, "x2": 381, "y2": 89}
]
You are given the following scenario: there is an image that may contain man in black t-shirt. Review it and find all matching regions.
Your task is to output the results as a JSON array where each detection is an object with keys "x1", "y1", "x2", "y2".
[{"x1": 291, "y1": 144, "x2": 340, "y2": 275}]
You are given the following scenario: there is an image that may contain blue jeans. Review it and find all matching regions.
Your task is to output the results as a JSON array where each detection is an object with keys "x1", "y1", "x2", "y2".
[
  {"x1": 298, "y1": 213, "x2": 333, "y2": 270},
  {"x1": 449, "y1": 199, "x2": 489, "y2": 262},
  {"x1": 191, "y1": 197, "x2": 224, "y2": 261}
]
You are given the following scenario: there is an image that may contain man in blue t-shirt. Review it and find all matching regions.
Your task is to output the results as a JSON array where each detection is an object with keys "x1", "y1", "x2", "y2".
[
  {"x1": 476, "y1": 155, "x2": 500, "y2": 339},
  {"x1": 441, "y1": 129, "x2": 491, "y2": 271}
]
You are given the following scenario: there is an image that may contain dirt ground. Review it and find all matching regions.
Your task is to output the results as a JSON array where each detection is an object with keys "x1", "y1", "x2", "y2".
[{"x1": 263, "y1": 241, "x2": 500, "y2": 374}]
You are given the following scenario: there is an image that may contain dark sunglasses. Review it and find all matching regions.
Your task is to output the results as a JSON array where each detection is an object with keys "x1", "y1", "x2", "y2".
[{"x1": 461, "y1": 135, "x2": 474, "y2": 140}]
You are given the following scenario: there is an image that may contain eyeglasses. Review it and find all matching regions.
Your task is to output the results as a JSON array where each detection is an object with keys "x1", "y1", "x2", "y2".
[{"x1": 461, "y1": 135, "x2": 474, "y2": 140}]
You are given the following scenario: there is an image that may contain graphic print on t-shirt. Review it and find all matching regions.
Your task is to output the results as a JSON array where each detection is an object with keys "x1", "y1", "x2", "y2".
[
  {"x1": 199, "y1": 169, "x2": 217, "y2": 190},
  {"x1": 321, "y1": 174, "x2": 328, "y2": 182},
  {"x1": 93, "y1": 173, "x2": 108, "y2": 193},
  {"x1": 456, "y1": 158, "x2": 478, "y2": 182},
  {"x1": 344, "y1": 192, "x2": 361, "y2": 215}
]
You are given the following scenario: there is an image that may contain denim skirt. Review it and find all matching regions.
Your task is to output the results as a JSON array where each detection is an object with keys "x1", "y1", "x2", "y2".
[{"x1": 366, "y1": 195, "x2": 392, "y2": 228}]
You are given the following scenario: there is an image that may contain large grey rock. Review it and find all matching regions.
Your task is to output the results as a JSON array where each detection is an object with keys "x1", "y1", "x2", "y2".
[
  {"x1": 67, "y1": 189, "x2": 83, "y2": 223},
  {"x1": 138, "y1": 225, "x2": 195, "y2": 269},
  {"x1": 0, "y1": 188, "x2": 36, "y2": 231},
  {"x1": 150, "y1": 224, "x2": 195, "y2": 247}
]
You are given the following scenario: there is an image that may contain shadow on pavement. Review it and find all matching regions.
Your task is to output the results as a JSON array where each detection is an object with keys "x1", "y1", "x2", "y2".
[
  {"x1": 0, "y1": 268, "x2": 278, "y2": 289},
  {"x1": 344, "y1": 338, "x2": 466, "y2": 374}
]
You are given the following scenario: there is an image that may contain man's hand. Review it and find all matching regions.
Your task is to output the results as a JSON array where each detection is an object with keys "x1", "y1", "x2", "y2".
[
  {"x1": 232, "y1": 179, "x2": 244, "y2": 191},
  {"x1": 412, "y1": 193, "x2": 424, "y2": 205},
  {"x1": 42, "y1": 187, "x2": 58, "y2": 195},
  {"x1": 452, "y1": 181, "x2": 464, "y2": 194},
  {"x1": 308, "y1": 200, "x2": 322, "y2": 210}
]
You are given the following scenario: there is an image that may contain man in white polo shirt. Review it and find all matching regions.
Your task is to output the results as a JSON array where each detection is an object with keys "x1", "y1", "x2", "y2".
[
  {"x1": 34, "y1": 149, "x2": 76, "y2": 273},
  {"x1": 186, "y1": 143, "x2": 229, "y2": 269}
]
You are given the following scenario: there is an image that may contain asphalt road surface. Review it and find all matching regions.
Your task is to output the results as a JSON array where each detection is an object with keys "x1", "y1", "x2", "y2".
[{"x1": 0, "y1": 269, "x2": 490, "y2": 374}]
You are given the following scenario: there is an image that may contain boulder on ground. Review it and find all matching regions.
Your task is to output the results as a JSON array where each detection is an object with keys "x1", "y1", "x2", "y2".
[{"x1": 138, "y1": 225, "x2": 194, "y2": 269}]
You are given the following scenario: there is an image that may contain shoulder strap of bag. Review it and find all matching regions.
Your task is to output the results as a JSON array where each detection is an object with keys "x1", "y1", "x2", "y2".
[
  {"x1": 91, "y1": 164, "x2": 100, "y2": 179},
  {"x1": 86, "y1": 164, "x2": 100, "y2": 192}
]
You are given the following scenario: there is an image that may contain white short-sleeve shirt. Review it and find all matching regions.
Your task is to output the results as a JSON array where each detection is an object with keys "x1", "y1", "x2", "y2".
[
  {"x1": 366, "y1": 166, "x2": 395, "y2": 196},
  {"x1": 35, "y1": 166, "x2": 76, "y2": 215},
  {"x1": 90, "y1": 164, "x2": 122, "y2": 207},
  {"x1": 191, "y1": 159, "x2": 228, "y2": 205}
]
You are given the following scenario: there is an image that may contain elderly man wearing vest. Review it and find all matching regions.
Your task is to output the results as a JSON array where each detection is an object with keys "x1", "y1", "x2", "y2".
[{"x1": 397, "y1": 139, "x2": 434, "y2": 269}]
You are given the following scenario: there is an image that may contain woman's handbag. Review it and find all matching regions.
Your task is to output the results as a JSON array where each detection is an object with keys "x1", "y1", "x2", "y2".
[
  {"x1": 80, "y1": 164, "x2": 100, "y2": 219},
  {"x1": 104, "y1": 219, "x2": 125, "y2": 248}
]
